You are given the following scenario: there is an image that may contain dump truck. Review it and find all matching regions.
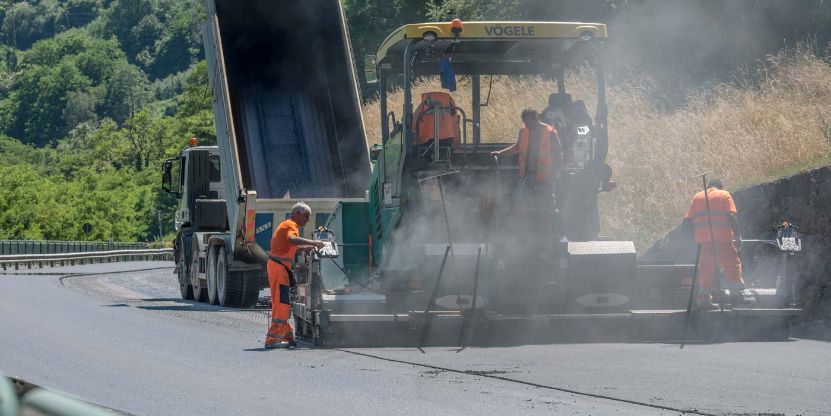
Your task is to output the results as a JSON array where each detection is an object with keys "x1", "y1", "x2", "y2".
[
  {"x1": 161, "y1": 0, "x2": 371, "y2": 307},
  {"x1": 289, "y1": 20, "x2": 801, "y2": 346}
]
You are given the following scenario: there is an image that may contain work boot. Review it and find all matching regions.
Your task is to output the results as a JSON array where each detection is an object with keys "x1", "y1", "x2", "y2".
[
  {"x1": 730, "y1": 289, "x2": 756, "y2": 306},
  {"x1": 694, "y1": 294, "x2": 718, "y2": 311},
  {"x1": 694, "y1": 300, "x2": 719, "y2": 311},
  {"x1": 265, "y1": 340, "x2": 291, "y2": 349}
]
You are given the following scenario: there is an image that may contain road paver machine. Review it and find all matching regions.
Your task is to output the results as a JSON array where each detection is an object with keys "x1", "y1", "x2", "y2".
[{"x1": 288, "y1": 20, "x2": 800, "y2": 346}]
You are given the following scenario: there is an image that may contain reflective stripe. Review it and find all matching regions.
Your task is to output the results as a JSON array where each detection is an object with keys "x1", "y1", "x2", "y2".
[
  {"x1": 269, "y1": 255, "x2": 293, "y2": 263},
  {"x1": 692, "y1": 210, "x2": 733, "y2": 217},
  {"x1": 245, "y1": 210, "x2": 256, "y2": 241},
  {"x1": 271, "y1": 318, "x2": 287, "y2": 324},
  {"x1": 693, "y1": 216, "x2": 730, "y2": 222},
  {"x1": 267, "y1": 331, "x2": 292, "y2": 338},
  {"x1": 694, "y1": 220, "x2": 731, "y2": 227}
]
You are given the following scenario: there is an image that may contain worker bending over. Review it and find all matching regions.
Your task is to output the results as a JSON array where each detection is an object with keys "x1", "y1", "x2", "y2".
[
  {"x1": 683, "y1": 179, "x2": 754, "y2": 308},
  {"x1": 265, "y1": 202, "x2": 324, "y2": 349},
  {"x1": 492, "y1": 109, "x2": 563, "y2": 210}
]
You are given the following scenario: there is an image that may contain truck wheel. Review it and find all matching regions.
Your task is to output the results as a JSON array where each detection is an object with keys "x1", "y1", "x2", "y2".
[
  {"x1": 178, "y1": 237, "x2": 193, "y2": 300},
  {"x1": 191, "y1": 242, "x2": 209, "y2": 302},
  {"x1": 216, "y1": 246, "x2": 243, "y2": 307},
  {"x1": 239, "y1": 271, "x2": 260, "y2": 308},
  {"x1": 206, "y1": 246, "x2": 220, "y2": 305}
]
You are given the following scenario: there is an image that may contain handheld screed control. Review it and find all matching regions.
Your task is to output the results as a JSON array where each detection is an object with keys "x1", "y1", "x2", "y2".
[{"x1": 313, "y1": 227, "x2": 339, "y2": 258}]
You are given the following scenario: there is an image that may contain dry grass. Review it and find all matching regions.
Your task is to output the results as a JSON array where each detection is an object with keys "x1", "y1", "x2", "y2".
[{"x1": 362, "y1": 48, "x2": 831, "y2": 248}]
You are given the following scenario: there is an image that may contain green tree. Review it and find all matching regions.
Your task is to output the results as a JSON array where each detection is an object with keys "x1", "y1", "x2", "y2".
[
  {"x1": 342, "y1": 0, "x2": 428, "y2": 95},
  {"x1": 174, "y1": 60, "x2": 215, "y2": 144},
  {"x1": 8, "y1": 60, "x2": 91, "y2": 146},
  {"x1": 177, "y1": 60, "x2": 210, "y2": 116},
  {"x1": 62, "y1": 89, "x2": 99, "y2": 128},
  {"x1": 60, "y1": 0, "x2": 101, "y2": 28},
  {"x1": 99, "y1": 61, "x2": 150, "y2": 124},
  {"x1": 147, "y1": 1, "x2": 203, "y2": 78},
  {"x1": 1, "y1": 1, "x2": 58, "y2": 49},
  {"x1": 54, "y1": 119, "x2": 131, "y2": 176},
  {"x1": 22, "y1": 29, "x2": 125, "y2": 85},
  {"x1": 426, "y1": 0, "x2": 522, "y2": 20},
  {"x1": 124, "y1": 109, "x2": 167, "y2": 170},
  {"x1": 101, "y1": 0, "x2": 203, "y2": 79}
]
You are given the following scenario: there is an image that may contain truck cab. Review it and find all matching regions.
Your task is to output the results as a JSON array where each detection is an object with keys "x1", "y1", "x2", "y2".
[{"x1": 162, "y1": 144, "x2": 224, "y2": 232}]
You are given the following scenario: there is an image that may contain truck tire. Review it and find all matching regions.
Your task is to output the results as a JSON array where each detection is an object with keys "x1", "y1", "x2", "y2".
[
  {"x1": 216, "y1": 246, "x2": 243, "y2": 307},
  {"x1": 191, "y1": 242, "x2": 209, "y2": 302},
  {"x1": 206, "y1": 246, "x2": 220, "y2": 305},
  {"x1": 177, "y1": 236, "x2": 194, "y2": 300},
  {"x1": 239, "y1": 270, "x2": 260, "y2": 308}
]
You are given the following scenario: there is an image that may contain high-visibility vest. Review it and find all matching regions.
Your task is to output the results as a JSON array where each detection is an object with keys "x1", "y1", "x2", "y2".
[
  {"x1": 413, "y1": 92, "x2": 461, "y2": 145},
  {"x1": 684, "y1": 188, "x2": 737, "y2": 242},
  {"x1": 270, "y1": 219, "x2": 300, "y2": 269},
  {"x1": 518, "y1": 123, "x2": 559, "y2": 182}
]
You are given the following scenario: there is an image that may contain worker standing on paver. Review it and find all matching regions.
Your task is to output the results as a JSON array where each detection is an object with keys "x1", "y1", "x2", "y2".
[
  {"x1": 265, "y1": 202, "x2": 324, "y2": 349},
  {"x1": 683, "y1": 179, "x2": 753, "y2": 308},
  {"x1": 492, "y1": 109, "x2": 562, "y2": 202}
]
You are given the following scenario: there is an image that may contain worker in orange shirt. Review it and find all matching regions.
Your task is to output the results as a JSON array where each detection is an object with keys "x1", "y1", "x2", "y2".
[
  {"x1": 265, "y1": 202, "x2": 324, "y2": 349},
  {"x1": 492, "y1": 108, "x2": 563, "y2": 210},
  {"x1": 683, "y1": 179, "x2": 754, "y2": 308}
]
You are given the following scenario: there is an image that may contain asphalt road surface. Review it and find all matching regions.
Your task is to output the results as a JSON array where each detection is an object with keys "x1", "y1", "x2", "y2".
[{"x1": 1, "y1": 262, "x2": 829, "y2": 415}]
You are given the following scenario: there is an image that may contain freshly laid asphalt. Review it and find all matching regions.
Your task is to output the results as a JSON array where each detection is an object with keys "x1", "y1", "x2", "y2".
[{"x1": 1, "y1": 262, "x2": 828, "y2": 415}]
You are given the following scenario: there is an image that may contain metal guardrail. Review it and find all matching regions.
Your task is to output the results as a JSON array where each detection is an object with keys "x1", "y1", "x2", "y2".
[
  {"x1": 0, "y1": 374, "x2": 120, "y2": 416},
  {"x1": 0, "y1": 240, "x2": 148, "y2": 256},
  {"x1": 0, "y1": 249, "x2": 173, "y2": 271}
]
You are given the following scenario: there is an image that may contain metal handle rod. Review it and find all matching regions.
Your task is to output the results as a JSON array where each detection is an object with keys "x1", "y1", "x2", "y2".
[
  {"x1": 680, "y1": 244, "x2": 702, "y2": 349},
  {"x1": 418, "y1": 245, "x2": 451, "y2": 352},
  {"x1": 437, "y1": 177, "x2": 465, "y2": 306},
  {"x1": 457, "y1": 245, "x2": 483, "y2": 349},
  {"x1": 700, "y1": 174, "x2": 725, "y2": 306},
  {"x1": 493, "y1": 155, "x2": 500, "y2": 231}
]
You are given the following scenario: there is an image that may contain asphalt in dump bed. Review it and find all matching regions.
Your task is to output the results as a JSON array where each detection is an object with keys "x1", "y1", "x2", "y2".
[
  {"x1": 1, "y1": 262, "x2": 829, "y2": 415},
  {"x1": 218, "y1": 0, "x2": 368, "y2": 199}
]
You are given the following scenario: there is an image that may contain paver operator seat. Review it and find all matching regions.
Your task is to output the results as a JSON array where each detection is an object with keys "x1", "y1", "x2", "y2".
[{"x1": 413, "y1": 92, "x2": 462, "y2": 161}]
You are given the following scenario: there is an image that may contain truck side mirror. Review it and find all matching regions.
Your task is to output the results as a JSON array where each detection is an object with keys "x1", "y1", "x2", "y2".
[
  {"x1": 162, "y1": 158, "x2": 183, "y2": 197},
  {"x1": 162, "y1": 161, "x2": 173, "y2": 193},
  {"x1": 162, "y1": 170, "x2": 173, "y2": 192},
  {"x1": 369, "y1": 144, "x2": 383, "y2": 162},
  {"x1": 364, "y1": 55, "x2": 378, "y2": 84}
]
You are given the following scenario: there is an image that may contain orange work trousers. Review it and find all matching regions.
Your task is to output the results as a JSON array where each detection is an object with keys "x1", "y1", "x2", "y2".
[
  {"x1": 697, "y1": 241, "x2": 744, "y2": 294},
  {"x1": 265, "y1": 260, "x2": 293, "y2": 345}
]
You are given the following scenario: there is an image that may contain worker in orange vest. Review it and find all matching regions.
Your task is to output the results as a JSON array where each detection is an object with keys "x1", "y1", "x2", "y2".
[
  {"x1": 265, "y1": 202, "x2": 324, "y2": 349},
  {"x1": 413, "y1": 91, "x2": 462, "y2": 148},
  {"x1": 683, "y1": 179, "x2": 754, "y2": 308},
  {"x1": 492, "y1": 109, "x2": 563, "y2": 206}
]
